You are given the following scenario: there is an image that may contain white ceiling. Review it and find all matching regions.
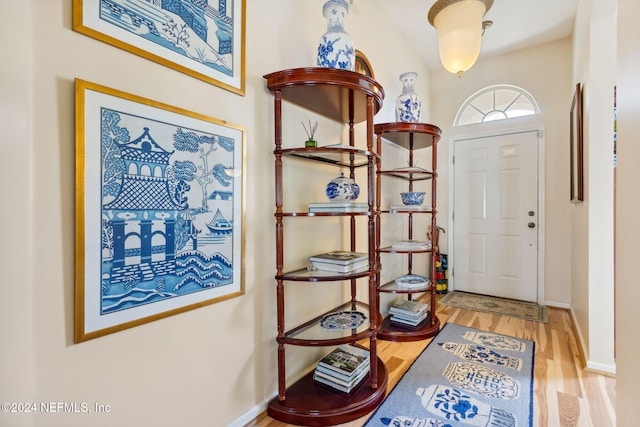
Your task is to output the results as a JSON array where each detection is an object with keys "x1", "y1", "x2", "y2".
[{"x1": 376, "y1": 0, "x2": 578, "y2": 71}]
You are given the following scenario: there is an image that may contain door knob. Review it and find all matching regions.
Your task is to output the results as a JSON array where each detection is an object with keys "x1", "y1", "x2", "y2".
[{"x1": 528, "y1": 222, "x2": 536, "y2": 228}]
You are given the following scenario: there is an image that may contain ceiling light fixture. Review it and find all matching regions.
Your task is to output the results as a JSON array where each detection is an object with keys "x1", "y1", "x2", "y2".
[{"x1": 428, "y1": 0, "x2": 493, "y2": 77}]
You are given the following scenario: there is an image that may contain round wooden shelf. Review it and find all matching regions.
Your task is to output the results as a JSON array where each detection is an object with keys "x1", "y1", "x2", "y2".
[{"x1": 267, "y1": 356, "x2": 388, "y2": 426}]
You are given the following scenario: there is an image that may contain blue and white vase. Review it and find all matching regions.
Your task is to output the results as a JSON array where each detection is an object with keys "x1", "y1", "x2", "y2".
[
  {"x1": 395, "y1": 72, "x2": 422, "y2": 122},
  {"x1": 317, "y1": 0, "x2": 355, "y2": 71},
  {"x1": 326, "y1": 172, "x2": 360, "y2": 201}
]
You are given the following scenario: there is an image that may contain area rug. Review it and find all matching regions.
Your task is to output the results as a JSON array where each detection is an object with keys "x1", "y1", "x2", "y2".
[
  {"x1": 364, "y1": 323, "x2": 534, "y2": 427},
  {"x1": 439, "y1": 291, "x2": 548, "y2": 323}
]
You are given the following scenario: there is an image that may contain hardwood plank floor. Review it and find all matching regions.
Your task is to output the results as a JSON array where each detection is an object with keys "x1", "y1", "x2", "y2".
[{"x1": 246, "y1": 297, "x2": 616, "y2": 427}]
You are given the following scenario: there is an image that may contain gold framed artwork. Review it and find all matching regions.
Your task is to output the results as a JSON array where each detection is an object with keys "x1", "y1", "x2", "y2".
[
  {"x1": 355, "y1": 50, "x2": 375, "y2": 79},
  {"x1": 75, "y1": 79, "x2": 246, "y2": 342},
  {"x1": 570, "y1": 82, "x2": 584, "y2": 203},
  {"x1": 73, "y1": 0, "x2": 246, "y2": 95}
]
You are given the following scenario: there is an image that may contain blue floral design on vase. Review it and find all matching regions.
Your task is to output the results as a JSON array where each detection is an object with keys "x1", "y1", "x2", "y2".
[
  {"x1": 395, "y1": 72, "x2": 422, "y2": 122},
  {"x1": 317, "y1": 0, "x2": 355, "y2": 71},
  {"x1": 326, "y1": 172, "x2": 360, "y2": 201}
]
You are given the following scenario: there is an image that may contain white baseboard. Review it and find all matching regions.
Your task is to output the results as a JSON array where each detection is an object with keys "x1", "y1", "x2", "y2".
[
  {"x1": 586, "y1": 360, "x2": 616, "y2": 375},
  {"x1": 544, "y1": 300, "x2": 571, "y2": 309},
  {"x1": 568, "y1": 307, "x2": 617, "y2": 376},
  {"x1": 226, "y1": 401, "x2": 268, "y2": 427}
]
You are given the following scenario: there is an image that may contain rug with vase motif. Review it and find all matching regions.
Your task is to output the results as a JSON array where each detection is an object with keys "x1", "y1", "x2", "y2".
[{"x1": 363, "y1": 322, "x2": 534, "y2": 427}]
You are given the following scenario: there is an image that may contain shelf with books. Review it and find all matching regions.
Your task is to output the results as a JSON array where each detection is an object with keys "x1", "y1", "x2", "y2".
[
  {"x1": 375, "y1": 122, "x2": 442, "y2": 342},
  {"x1": 265, "y1": 67, "x2": 387, "y2": 425}
]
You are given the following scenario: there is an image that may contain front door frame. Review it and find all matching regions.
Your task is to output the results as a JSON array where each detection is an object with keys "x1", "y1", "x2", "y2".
[{"x1": 447, "y1": 123, "x2": 546, "y2": 304}]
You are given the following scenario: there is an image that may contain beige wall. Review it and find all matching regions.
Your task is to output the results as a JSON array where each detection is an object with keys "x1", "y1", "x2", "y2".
[
  {"x1": 616, "y1": 0, "x2": 640, "y2": 423},
  {"x1": 430, "y1": 38, "x2": 574, "y2": 306},
  {"x1": 570, "y1": 0, "x2": 616, "y2": 373},
  {"x1": 0, "y1": 1, "x2": 429, "y2": 426}
]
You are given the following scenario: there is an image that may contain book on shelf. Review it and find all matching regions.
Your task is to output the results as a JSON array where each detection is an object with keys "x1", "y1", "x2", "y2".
[
  {"x1": 314, "y1": 364, "x2": 369, "y2": 388},
  {"x1": 310, "y1": 259, "x2": 369, "y2": 273},
  {"x1": 316, "y1": 344, "x2": 370, "y2": 377},
  {"x1": 309, "y1": 250, "x2": 369, "y2": 273},
  {"x1": 390, "y1": 307, "x2": 429, "y2": 322},
  {"x1": 390, "y1": 314, "x2": 428, "y2": 329},
  {"x1": 314, "y1": 345, "x2": 371, "y2": 393},
  {"x1": 313, "y1": 367, "x2": 369, "y2": 393},
  {"x1": 314, "y1": 364, "x2": 368, "y2": 383},
  {"x1": 391, "y1": 239, "x2": 432, "y2": 250},
  {"x1": 390, "y1": 205, "x2": 432, "y2": 212},
  {"x1": 309, "y1": 251, "x2": 368, "y2": 265},
  {"x1": 308, "y1": 202, "x2": 368, "y2": 213},
  {"x1": 389, "y1": 299, "x2": 429, "y2": 318}
]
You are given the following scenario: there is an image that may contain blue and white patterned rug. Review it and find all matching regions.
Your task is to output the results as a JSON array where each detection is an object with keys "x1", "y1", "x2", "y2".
[{"x1": 364, "y1": 323, "x2": 534, "y2": 427}]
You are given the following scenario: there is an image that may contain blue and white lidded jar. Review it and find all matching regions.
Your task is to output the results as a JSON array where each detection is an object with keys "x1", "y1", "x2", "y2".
[
  {"x1": 395, "y1": 72, "x2": 422, "y2": 122},
  {"x1": 326, "y1": 172, "x2": 360, "y2": 201},
  {"x1": 317, "y1": 0, "x2": 355, "y2": 71}
]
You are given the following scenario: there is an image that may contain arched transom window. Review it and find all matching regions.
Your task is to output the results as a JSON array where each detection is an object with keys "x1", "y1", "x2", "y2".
[{"x1": 454, "y1": 84, "x2": 539, "y2": 126}]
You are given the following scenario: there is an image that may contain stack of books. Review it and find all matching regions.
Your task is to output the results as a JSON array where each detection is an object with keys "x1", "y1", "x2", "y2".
[
  {"x1": 391, "y1": 239, "x2": 432, "y2": 251},
  {"x1": 389, "y1": 299, "x2": 429, "y2": 328},
  {"x1": 313, "y1": 345, "x2": 370, "y2": 393},
  {"x1": 308, "y1": 202, "x2": 368, "y2": 213},
  {"x1": 309, "y1": 251, "x2": 368, "y2": 273}
]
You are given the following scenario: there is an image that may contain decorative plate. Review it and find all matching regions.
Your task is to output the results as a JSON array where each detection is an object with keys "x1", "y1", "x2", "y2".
[
  {"x1": 319, "y1": 310, "x2": 366, "y2": 330},
  {"x1": 395, "y1": 274, "x2": 429, "y2": 289}
]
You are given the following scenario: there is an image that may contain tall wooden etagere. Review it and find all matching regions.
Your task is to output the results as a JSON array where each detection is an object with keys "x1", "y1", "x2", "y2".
[
  {"x1": 263, "y1": 68, "x2": 387, "y2": 426},
  {"x1": 375, "y1": 122, "x2": 442, "y2": 341}
]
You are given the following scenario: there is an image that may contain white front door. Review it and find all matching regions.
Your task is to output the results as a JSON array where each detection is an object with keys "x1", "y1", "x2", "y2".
[{"x1": 452, "y1": 131, "x2": 539, "y2": 302}]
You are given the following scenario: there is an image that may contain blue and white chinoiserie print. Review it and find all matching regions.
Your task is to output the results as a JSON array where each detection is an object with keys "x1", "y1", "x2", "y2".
[
  {"x1": 317, "y1": 0, "x2": 355, "y2": 71},
  {"x1": 363, "y1": 323, "x2": 534, "y2": 427},
  {"x1": 94, "y1": 104, "x2": 241, "y2": 318},
  {"x1": 77, "y1": 0, "x2": 244, "y2": 93}
]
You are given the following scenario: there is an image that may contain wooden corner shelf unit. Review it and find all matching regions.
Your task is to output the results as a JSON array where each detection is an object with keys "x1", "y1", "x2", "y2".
[
  {"x1": 263, "y1": 67, "x2": 387, "y2": 426},
  {"x1": 375, "y1": 122, "x2": 442, "y2": 342}
]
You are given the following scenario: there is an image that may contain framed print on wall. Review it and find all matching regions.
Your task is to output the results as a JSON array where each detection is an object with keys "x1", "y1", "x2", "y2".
[
  {"x1": 570, "y1": 82, "x2": 584, "y2": 202},
  {"x1": 355, "y1": 49, "x2": 375, "y2": 79},
  {"x1": 73, "y1": 0, "x2": 246, "y2": 96},
  {"x1": 75, "y1": 79, "x2": 246, "y2": 342}
]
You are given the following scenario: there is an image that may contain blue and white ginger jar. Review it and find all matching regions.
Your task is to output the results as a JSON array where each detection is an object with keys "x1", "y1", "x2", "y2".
[
  {"x1": 395, "y1": 72, "x2": 422, "y2": 122},
  {"x1": 326, "y1": 172, "x2": 360, "y2": 201},
  {"x1": 317, "y1": 0, "x2": 355, "y2": 71}
]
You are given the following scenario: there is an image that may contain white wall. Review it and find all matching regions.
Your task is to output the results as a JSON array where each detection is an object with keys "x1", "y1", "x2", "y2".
[
  {"x1": 0, "y1": 2, "x2": 37, "y2": 424},
  {"x1": 430, "y1": 38, "x2": 574, "y2": 306},
  {"x1": 571, "y1": 0, "x2": 616, "y2": 373},
  {"x1": 616, "y1": 0, "x2": 640, "y2": 423},
  {"x1": 0, "y1": 1, "x2": 431, "y2": 426}
]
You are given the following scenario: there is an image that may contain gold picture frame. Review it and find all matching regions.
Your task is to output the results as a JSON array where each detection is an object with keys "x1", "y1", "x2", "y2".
[
  {"x1": 73, "y1": 0, "x2": 246, "y2": 95},
  {"x1": 75, "y1": 79, "x2": 246, "y2": 342},
  {"x1": 355, "y1": 50, "x2": 375, "y2": 79}
]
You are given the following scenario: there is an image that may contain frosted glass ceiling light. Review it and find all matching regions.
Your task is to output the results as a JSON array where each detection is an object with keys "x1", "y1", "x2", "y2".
[{"x1": 428, "y1": 0, "x2": 493, "y2": 77}]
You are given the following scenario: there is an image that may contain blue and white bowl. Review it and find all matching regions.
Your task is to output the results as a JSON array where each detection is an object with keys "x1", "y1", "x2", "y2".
[{"x1": 400, "y1": 191, "x2": 425, "y2": 205}]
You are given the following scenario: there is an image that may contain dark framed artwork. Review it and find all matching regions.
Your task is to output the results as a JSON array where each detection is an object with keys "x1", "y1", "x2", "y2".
[
  {"x1": 75, "y1": 79, "x2": 246, "y2": 342},
  {"x1": 355, "y1": 50, "x2": 375, "y2": 79},
  {"x1": 570, "y1": 82, "x2": 584, "y2": 203},
  {"x1": 73, "y1": 0, "x2": 246, "y2": 95}
]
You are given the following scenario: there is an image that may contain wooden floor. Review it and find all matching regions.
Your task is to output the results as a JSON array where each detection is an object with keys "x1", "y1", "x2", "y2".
[{"x1": 247, "y1": 297, "x2": 616, "y2": 427}]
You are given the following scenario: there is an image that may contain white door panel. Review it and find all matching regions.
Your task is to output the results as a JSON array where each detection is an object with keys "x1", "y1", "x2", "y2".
[{"x1": 453, "y1": 131, "x2": 538, "y2": 302}]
